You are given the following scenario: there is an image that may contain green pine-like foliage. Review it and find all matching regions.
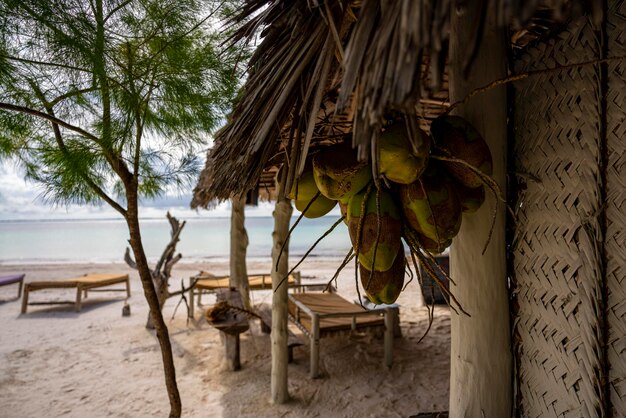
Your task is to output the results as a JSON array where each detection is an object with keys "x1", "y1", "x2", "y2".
[{"x1": 0, "y1": 0, "x2": 247, "y2": 209}]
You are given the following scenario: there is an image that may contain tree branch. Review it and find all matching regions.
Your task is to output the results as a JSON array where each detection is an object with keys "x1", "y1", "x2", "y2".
[
  {"x1": 49, "y1": 87, "x2": 99, "y2": 107},
  {"x1": 103, "y1": 0, "x2": 133, "y2": 23},
  {"x1": 0, "y1": 54, "x2": 91, "y2": 74},
  {"x1": 0, "y1": 101, "x2": 134, "y2": 196},
  {"x1": 154, "y1": 211, "x2": 185, "y2": 274},
  {"x1": 0, "y1": 102, "x2": 99, "y2": 141},
  {"x1": 29, "y1": 85, "x2": 128, "y2": 216},
  {"x1": 124, "y1": 247, "x2": 138, "y2": 269}
]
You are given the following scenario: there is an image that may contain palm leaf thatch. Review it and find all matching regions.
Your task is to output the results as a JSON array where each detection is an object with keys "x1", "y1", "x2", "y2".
[{"x1": 191, "y1": 0, "x2": 598, "y2": 208}]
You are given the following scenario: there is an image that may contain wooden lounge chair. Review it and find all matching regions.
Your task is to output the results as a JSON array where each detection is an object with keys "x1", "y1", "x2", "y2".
[
  {"x1": 188, "y1": 272, "x2": 301, "y2": 317},
  {"x1": 0, "y1": 274, "x2": 25, "y2": 299},
  {"x1": 287, "y1": 289, "x2": 397, "y2": 378},
  {"x1": 21, "y1": 273, "x2": 131, "y2": 313}
]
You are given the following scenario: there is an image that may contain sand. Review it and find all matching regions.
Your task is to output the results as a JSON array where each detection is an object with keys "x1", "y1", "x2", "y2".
[{"x1": 0, "y1": 259, "x2": 450, "y2": 417}]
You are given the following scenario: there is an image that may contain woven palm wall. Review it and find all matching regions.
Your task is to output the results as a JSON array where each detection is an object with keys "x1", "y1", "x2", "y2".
[
  {"x1": 512, "y1": 4, "x2": 626, "y2": 416},
  {"x1": 605, "y1": 3, "x2": 626, "y2": 415}
]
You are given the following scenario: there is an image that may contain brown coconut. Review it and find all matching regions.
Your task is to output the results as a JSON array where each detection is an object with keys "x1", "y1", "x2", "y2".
[
  {"x1": 348, "y1": 187, "x2": 402, "y2": 272},
  {"x1": 359, "y1": 244, "x2": 406, "y2": 305},
  {"x1": 312, "y1": 141, "x2": 371, "y2": 202},
  {"x1": 399, "y1": 163, "x2": 462, "y2": 242},
  {"x1": 430, "y1": 115, "x2": 492, "y2": 188}
]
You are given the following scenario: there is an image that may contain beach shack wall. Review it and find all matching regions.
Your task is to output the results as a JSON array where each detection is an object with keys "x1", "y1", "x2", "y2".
[{"x1": 511, "y1": 6, "x2": 626, "y2": 416}]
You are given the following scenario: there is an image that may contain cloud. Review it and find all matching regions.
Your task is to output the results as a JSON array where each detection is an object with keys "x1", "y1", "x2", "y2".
[{"x1": 0, "y1": 163, "x2": 283, "y2": 220}]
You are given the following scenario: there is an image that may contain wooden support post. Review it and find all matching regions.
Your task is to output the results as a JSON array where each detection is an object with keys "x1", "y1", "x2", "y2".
[
  {"x1": 75, "y1": 286, "x2": 82, "y2": 312},
  {"x1": 224, "y1": 333, "x2": 241, "y2": 371},
  {"x1": 449, "y1": 4, "x2": 512, "y2": 417},
  {"x1": 270, "y1": 192, "x2": 292, "y2": 403},
  {"x1": 230, "y1": 195, "x2": 250, "y2": 310},
  {"x1": 21, "y1": 286, "x2": 29, "y2": 314},
  {"x1": 384, "y1": 308, "x2": 394, "y2": 369},
  {"x1": 310, "y1": 313, "x2": 320, "y2": 379},
  {"x1": 189, "y1": 284, "x2": 195, "y2": 318}
]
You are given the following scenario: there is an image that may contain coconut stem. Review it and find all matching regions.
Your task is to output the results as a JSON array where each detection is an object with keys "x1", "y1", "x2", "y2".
[
  {"x1": 275, "y1": 191, "x2": 322, "y2": 271},
  {"x1": 275, "y1": 215, "x2": 345, "y2": 291},
  {"x1": 325, "y1": 248, "x2": 355, "y2": 292},
  {"x1": 403, "y1": 226, "x2": 469, "y2": 316},
  {"x1": 407, "y1": 248, "x2": 436, "y2": 345}
]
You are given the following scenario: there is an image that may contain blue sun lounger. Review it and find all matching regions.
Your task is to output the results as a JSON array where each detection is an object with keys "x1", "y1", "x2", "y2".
[{"x1": 0, "y1": 274, "x2": 25, "y2": 299}]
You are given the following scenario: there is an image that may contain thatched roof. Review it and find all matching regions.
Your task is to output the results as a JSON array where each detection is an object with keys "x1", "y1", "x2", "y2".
[{"x1": 191, "y1": 0, "x2": 598, "y2": 209}]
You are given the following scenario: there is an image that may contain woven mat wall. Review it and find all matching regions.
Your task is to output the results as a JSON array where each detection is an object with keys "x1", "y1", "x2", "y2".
[
  {"x1": 512, "y1": 17, "x2": 606, "y2": 417},
  {"x1": 605, "y1": 2, "x2": 626, "y2": 415}
]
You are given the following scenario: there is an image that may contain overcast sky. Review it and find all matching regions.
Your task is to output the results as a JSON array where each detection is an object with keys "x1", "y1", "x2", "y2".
[{"x1": 0, "y1": 162, "x2": 279, "y2": 221}]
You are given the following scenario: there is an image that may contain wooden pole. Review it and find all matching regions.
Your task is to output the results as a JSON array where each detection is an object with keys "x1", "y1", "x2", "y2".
[
  {"x1": 230, "y1": 195, "x2": 251, "y2": 310},
  {"x1": 448, "y1": 4, "x2": 512, "y2": 417},
  {"x1": 270, "y1": 182, "x2": 292, "y2": 404}
]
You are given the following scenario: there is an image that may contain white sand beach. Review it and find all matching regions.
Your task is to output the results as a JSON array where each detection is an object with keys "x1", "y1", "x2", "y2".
[{"x1": 0, "y1": 259, "x2": 450, "y2": 417}]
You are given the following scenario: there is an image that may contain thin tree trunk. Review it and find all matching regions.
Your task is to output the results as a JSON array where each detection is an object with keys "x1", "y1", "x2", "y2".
[
  {"x1": 126, "y1": 191, "x2": 182, "y2": 418},
  {"x1": 145, "y1": 277, "x2": 168, "y2": 329},
  {"x1": 270, "y1": 190, "x2": 292, "y2": 404},
  {"x1": 448, "y1": 4, "x2": 512, "y2": 418},
  {"x1": 230, "y1": 196, "x2": 250, "y2": 310}
]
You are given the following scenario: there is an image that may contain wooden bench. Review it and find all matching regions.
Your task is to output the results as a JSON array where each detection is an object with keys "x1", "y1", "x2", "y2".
[
  {"x1": 288, "y1": 290, "x2": 396, "y2": 378},
  {"x1": 0, "y1": 274, "x2": 25, "y2": 299},
  {"x1": 21, "y1": 273, "x2": 131, "y2": 313},
  {"x1": 255, "y1": 304, "x2": 304, "y2": 363},
  {"x1": 188, "y1": 272, "x2": 301, "y2": 317}
]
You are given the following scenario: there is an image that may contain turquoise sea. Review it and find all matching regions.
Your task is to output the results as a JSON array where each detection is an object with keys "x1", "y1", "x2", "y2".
[{"x1": 0, "y1": 216, "x2": 352, "y2": 264}]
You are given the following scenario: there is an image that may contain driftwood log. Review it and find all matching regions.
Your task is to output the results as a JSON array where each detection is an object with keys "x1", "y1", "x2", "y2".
[{"x1": 125, "y1": 211, "x2": 186, "y2": 329}]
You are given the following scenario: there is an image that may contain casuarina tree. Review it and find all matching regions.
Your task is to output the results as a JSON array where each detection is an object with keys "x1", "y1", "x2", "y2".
[{"x1": 0, "y1": 0, "x2": 245, "y2": 416}]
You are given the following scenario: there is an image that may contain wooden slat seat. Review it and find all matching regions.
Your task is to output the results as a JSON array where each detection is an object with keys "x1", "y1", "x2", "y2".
[
  {"x1": 21, "y1": 273, "x2": 131, "y2": 313},
  {"x1": 287, "y1": 291, "x2": 397, "y2": 378},
  {"x1": 288, "y1": 293, "x2": 384, "y2": 335}
]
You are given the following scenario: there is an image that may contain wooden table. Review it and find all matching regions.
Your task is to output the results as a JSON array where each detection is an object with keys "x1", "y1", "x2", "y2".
[{"x1": 204, "y1": 288, "x2": 249, "y2": 371}]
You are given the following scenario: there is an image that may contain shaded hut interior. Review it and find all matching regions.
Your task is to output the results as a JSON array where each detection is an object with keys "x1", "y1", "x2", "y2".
[{"x1": 192, "y1": 1, "x2": 626, "y2": 416}]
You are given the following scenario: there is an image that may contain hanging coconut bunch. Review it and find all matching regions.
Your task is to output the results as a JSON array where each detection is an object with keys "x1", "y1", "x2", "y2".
[{"x1": 288, "y1": 112, "x2": 493, "y2": 306}]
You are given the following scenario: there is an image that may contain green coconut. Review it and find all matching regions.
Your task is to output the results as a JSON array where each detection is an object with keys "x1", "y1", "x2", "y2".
[
  {"x1": 348, "y1": 187, "x2": 402, "y2": 272},
  {"x1": 290, "y1": 160, "x2": 337, "y2": 218},
  {"x1": 430, "y1": 115, "x2": 492, "y2": 188},
  {"x1": 313, "y1": 141, "x2": 372, "y2": 202},
  {"x1": 378, "y1": 122, "x2": 430, "y2": 184},
  {"x1": 288, "y1": 160, "x2": 317, "y2": 200},
  {"x1": 359, "y1": 244, "x2": 406, "y2": 305},
  {"x1": 399, "y1": 163, "x2": 462, "y2": 242},
  {"x1": 295, "y1": 194, "x2": 337, "y2": 218}
]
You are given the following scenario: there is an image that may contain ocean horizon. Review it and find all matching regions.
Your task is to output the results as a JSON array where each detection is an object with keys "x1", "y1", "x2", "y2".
[{"x1": 0, "y1": 215, "x2": 352, "y2": 265}]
